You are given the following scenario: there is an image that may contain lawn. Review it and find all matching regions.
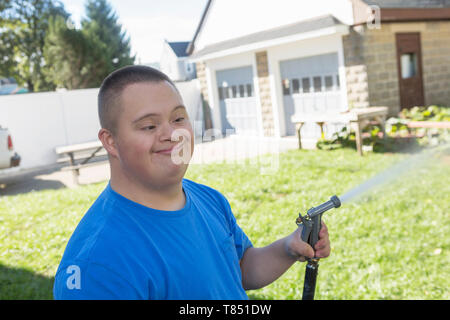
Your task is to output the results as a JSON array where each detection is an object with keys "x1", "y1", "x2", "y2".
[{"x1": 0, "y1": 147, "x2": 449, "y2": 299}]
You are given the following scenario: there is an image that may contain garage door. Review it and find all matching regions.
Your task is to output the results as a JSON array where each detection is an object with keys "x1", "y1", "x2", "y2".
[
  {"x1": 216, "y1": 66, "x2": 258, "y2": 136},
  {"x1": 280, "y1": 53, "x2": 344, "y2": 137}
]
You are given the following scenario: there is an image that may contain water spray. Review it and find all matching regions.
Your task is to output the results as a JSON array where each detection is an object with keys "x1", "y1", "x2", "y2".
[
  {"x1": 340, "y1": 143, "x2": 450, "y2": 204},
  {"x1": 294, "y1": 144, "x2": 449, "y2": 300}
]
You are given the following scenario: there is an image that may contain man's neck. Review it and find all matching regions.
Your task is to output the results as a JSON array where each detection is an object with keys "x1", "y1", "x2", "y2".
[{"x1": 110, "y1": 174, "x2": 186, "y2": 211}]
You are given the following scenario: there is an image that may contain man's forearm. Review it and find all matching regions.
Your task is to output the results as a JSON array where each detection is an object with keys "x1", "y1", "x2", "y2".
[{"x1": 240, "y1": 236, "x2": 298, "y2": 290}]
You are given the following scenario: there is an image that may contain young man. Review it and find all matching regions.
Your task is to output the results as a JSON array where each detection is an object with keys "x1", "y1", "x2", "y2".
[{"x1": 53, "y1": 65, "x2": 330, "y2": 299}]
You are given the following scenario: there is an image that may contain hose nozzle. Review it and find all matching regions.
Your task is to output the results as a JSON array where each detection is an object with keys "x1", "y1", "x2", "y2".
[{"x1": 306, "y1": 195, "x2": 341, "y2": 218}]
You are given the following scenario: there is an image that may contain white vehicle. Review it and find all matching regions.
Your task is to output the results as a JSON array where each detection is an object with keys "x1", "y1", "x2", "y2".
[{"x1": 0, "y1": 126, "x2": 20, "y2": 169}]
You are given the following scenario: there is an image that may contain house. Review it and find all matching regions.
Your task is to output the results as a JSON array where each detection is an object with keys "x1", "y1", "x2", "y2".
[
  {"x1": 160, "y1": 40, "x2": 197, "y2": 81},
  {"x1": 187, "y1": 0, "x2": 450, "y2": 142}
]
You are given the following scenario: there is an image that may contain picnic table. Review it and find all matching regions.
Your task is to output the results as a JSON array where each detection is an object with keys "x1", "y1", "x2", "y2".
[
  {"x1": 291, "y1": 106, "x2": 389, "y2": 156},
  {"x1": 55, "y1": 140, "x2": 107, "y2": 185}
]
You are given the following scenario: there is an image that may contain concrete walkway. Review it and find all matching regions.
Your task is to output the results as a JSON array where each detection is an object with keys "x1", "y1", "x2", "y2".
[{"x1": 0, "y1": 135, "x2": 302, "y2": 196}]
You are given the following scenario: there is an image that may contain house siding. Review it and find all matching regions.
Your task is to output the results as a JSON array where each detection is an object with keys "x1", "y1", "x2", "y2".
[{"x1": 343, "y1": 21, "x2": 450, "y2": 116}]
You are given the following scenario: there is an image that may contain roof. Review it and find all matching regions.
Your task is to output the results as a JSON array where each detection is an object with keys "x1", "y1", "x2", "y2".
[
  {"x1": 186, "y1": 0, "x2": 212, "y2": 55},
  {"x1": 191, "y1": 15, "x2": 344, "y2": 59},
  {"x1": 188, "y1": 0, "x2": 450, "y2": 57},
  {"x1": 361, "y1": 0, "x2": 450, "y2": 8},
  {"x1": 167, "y1": 41, "x2": 190, "y2": 58}
]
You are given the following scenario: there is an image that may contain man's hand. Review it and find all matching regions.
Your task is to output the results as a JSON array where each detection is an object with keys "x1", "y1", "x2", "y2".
[
  {"x1": 240, "y1": 222, "x2": 331, "y2": 290},
  {"x1": 284, "y1": 222, "x2": 331, "y2": 261},
  {"x1": 314, "y1": 222, "x2": 331, "y2": 259}
]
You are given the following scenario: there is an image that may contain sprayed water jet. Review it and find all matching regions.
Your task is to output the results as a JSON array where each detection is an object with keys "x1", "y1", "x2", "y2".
[{"x1": 339, "y1": 144, "x2": 450, "y2": 204}]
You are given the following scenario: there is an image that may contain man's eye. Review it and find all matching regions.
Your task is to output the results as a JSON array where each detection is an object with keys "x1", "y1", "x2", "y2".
[
  {"x1": 174, "y1": 117, "x2": 185, "y2": 122},
  {"x1": 142, "y1": 125, "x2": 156, "y2": 130}
]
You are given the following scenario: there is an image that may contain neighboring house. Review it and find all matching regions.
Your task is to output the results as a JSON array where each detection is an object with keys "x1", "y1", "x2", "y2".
[
  {"x1": 0, "y1": 78, "x2": 28, "y2": 95},
  {"x1": 188, "y1": 0, "x2": 450, "y2": 141},
  {"x1": 160, "y1": 40, "x2": 197, "y2": 81}
]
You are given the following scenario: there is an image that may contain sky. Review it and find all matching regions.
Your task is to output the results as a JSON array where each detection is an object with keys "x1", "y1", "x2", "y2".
[{"x1": 60, "y1": 0, "x2": 209, "y2": 63}]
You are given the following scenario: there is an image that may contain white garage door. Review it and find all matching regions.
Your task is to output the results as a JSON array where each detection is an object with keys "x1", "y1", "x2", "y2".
[
  {"x1": 280, "y1": 53, "x2": 345, "y2": 138},
  {"x1": 216, "y1": 66, "x2": 258, "y2": 136}
]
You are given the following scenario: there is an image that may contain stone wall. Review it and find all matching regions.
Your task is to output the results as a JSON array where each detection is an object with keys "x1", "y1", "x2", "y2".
[
  {"x1": 343, "y1": 21, "x2": 450, "y2": 116},
  {"x1": 342, "y1": 26, "x2": 371, "y2": 109},
  {"x1": 420, "y1": 21, "x2": 450, "y2": 107},
  {"x1": 195, "y1": 61, "x2": 213, "y2": 130},
  {"x1": 255, "y1": 51, "x2": 275, "y2": 137},
  {"x1": 343, "y1": 24, "x2": 400, "y2": 115}
]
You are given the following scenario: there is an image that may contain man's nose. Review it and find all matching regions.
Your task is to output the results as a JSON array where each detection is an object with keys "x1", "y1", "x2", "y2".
[{"x1": 159, "y1": 121, "x2": 175, "y2": 141}]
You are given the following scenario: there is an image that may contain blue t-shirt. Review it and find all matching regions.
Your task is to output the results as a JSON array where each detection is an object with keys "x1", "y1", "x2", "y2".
[{"x1": 53, "y1": 179, "x2": 253, "y2": 300}]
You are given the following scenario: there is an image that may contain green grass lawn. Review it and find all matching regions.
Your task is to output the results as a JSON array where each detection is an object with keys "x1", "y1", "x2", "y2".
[{"x1": 0, "y1": 147, "x2": 449, "y2": 299}]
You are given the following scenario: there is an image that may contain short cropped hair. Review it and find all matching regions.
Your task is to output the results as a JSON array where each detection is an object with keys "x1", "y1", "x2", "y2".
[{"x1": 98, "y1": 65, "x2": 178, "y2": 135}]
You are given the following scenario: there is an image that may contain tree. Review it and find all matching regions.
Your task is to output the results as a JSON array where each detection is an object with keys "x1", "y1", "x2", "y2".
[
  {"x1": 43, "y1": 0, "x2": 135, "y2": 89},
  {"x1": 43, "y1": 16, "x2": 102, "y2": 89},
  {"x1": 80, "y1": 0, "x2": 135, "y2": 85},
  {"x1": 0, "y1": 0, "x2": 69, "y2": 92},
  {"x1": 0, "y1": 10, "x2": 18, "y2": 79}
]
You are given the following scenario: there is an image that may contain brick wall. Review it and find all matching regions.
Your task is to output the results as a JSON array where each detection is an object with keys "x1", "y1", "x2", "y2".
[
  {"x1": 343, "y1": 26, "x2": 371, "y2": 109},
  {"x1": 343, "y1": 21, "x2": 450, "y2": 116},
  {"x1": 255, "y1": 51, "x2": 275, "y2": 137},
  {"x1": 195, "y1": 61, "x2": 213, "y2": 130},
  {"x1": 420, "y1": 21, "x2": 450, "y2": 107},
  {"x1": 343, "y1": 24, "x2": 399, "y2": 115}
]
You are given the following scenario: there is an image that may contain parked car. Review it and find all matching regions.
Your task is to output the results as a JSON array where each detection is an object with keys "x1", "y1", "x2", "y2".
[{"x1": 0, "y1": 126, "x2": 20, "y2": 169}]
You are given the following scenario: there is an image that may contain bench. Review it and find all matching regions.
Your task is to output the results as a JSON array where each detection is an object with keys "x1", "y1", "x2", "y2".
[
  {"x1": 406, "y1": 121, "x2": 450, "y2": 129},
  {"x1": 406, "y1": 121, "x2": 450, "y2": 144},
  {"x1": 55, "y1": 140, "x2": 108, "y2": 185}
]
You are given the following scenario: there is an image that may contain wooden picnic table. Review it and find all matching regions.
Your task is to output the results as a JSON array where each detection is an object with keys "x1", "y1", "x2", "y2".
[
  {"x1": 291, "y1": 106, "x2": 389, "y2": 156},
  {"x1": 55, "y1": 140, "x2": 107, "y2": 184}
]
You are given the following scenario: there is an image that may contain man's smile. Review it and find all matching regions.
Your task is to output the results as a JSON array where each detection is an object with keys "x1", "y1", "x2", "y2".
[{"x1": 154, "y1": 146, "x2": 175, "y2": 155}]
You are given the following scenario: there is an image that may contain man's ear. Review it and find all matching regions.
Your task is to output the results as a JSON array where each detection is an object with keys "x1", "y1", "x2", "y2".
[{"x1": 98, "y1": 128, "x2": 119, "y2": 159}]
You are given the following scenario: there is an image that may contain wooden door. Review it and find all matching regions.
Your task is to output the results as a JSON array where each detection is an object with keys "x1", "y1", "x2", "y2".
[{"x1": 395, "y1": 33, "x2": 425, "y2": 110}]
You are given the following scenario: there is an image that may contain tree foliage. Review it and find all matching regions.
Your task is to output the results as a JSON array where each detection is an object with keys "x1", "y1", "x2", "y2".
[
  {"x1": 82, "y1": 0, "x2": 135, "y2": 69},
  {"x1": 1, "y1": 0, "x2": 135, "y2": 91},
  {"x1": 43, "y1": 0, "x2": 135, "y2": 89},
  {"x1": 0, "y1": 0, "x2": 68, "y2": 92},
  {"x1": 43, "y1": 16, "x2": 102, "y2": 90}
]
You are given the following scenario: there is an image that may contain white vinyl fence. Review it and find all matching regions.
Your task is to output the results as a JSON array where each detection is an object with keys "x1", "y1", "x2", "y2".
[{"x1": 0, "y1": 80, "x2": 202, "y2": 171}]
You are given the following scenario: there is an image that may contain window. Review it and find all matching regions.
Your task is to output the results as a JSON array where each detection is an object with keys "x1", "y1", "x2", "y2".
[
  {"x1": 282, "y1": 79, "x2": 290, "y2": 95},
  {"x1": 292, "y1": 79, "x2": 300, "y2": 94},
  {"x1": 246, "y1": 84, "x2": 253, "y2": 97},
  {"x1": 227, "y1": 87, "x2": 232, "y2": 99},
  {"x1": 325, "y1": 76, "x2": 333, "y2": 91},
  {"x1": 401, "y1": 53, "x2": 417, "y2": 79},
  {"x1": 302, "y1": 78, "x2": 311, "y2": 93},
  {"x1": 239, "y1": 84, "x2": 245, "y2": 97},
  {"x1": 231, "y1": 85, "x2": 237, "y2": 98},
  {"x1": 313, "y1": 76, "x2": 322, "y2": 92},
  {"x1": 218, "y1": 87, "x2": 231, "y2": 100}
]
